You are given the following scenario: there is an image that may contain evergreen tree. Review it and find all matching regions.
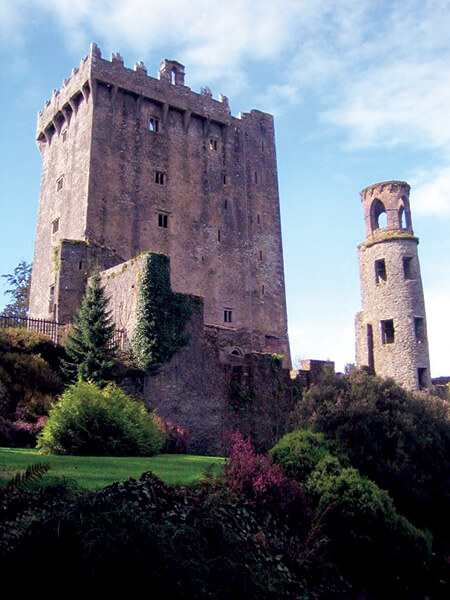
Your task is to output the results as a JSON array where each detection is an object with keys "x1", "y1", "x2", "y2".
[
  {"x1": 62, "y1": 274, "x2": 117, "y2": 387},
  {"x1": 1, "y1": 260, "x2": 32, "y2": 318}
]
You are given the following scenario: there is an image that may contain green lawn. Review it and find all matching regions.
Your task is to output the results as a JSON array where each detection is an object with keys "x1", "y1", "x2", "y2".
[{"x1": 0, "y1": 447, "x2": 225, "y2": 490}]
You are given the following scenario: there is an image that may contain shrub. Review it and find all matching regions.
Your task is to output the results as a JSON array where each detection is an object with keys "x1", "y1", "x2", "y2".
[
  {"x1": 290, "y1": 368, "x2": 450, "y2": 544},
  {"x1": 306, "y1": 455, "x2": 432, "y2": 595},
  {"x1": 37, "y1": 381, "x2": 164, "y2": 456},
  {"x1": 269, "y1": 429, "x2": 338, "y2": 481},
  {"x1": 225, "y1": 432, "x2": 306, "y2": 512}
]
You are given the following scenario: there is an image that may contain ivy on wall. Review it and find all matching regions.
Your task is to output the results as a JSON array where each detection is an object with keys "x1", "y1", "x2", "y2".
[{"x1": 132, "y1": 253, "x2": 192, "y2": 372}]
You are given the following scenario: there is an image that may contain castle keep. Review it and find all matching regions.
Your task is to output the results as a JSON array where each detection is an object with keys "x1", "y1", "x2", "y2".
[
  {"x1": 355, "y1": 181, "x2": 431, "y2": 391},
  {"x1": 29, "y1": 43, "x2": 290, "y2": 365}
]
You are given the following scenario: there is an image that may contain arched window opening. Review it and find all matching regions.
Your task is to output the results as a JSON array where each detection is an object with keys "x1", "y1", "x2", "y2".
[
  {"x1": 230, "y1": 347, "x2": 243, "y2": 357},
  {"x1": 398, "y1": 204, "x2": 408, "y2": 229},
  {"x1": 371, "y1": 199, "x2": 387, "y2": 230}
]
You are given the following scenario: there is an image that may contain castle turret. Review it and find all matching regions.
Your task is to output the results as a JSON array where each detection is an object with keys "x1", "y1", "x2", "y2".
[{"x1": 355, "y1": 181, "x2": 431, "y2": 391}]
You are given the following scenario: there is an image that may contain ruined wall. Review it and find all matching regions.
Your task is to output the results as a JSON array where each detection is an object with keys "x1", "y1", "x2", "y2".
[
  {"x1": 30, "y1": 43, "x2": 290, "y2": 365},
  {"x1": 356, "y1": 181, "x2": 431, "y2": 391}
]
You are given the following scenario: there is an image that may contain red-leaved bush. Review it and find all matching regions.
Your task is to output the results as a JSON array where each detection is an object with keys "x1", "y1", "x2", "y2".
[{"x1": 224, "y1": 431, "x2": 306, "y2": 510}]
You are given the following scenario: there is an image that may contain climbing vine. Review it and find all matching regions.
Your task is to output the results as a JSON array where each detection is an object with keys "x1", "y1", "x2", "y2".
[{"x1": 132, "y1": 253, "x2": 193, "y2": 372}]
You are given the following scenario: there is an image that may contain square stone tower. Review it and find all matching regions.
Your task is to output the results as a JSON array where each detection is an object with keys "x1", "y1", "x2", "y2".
[{"x1": 29, "y1": 43, "x2": 290, "y2": 364}]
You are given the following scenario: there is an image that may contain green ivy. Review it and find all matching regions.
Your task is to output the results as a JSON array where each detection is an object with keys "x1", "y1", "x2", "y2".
[{"x1": 132, "y1": 254, "x2": 192, "y2": 372}]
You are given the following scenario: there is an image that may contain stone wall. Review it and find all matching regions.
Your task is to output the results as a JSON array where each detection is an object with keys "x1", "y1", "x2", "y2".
[
  {"x1": 356, "y1": 181, "x2": 431, "y2": 391},
  {"x1": 30, "y1": 43, "x2": 291, "y2": 366}
]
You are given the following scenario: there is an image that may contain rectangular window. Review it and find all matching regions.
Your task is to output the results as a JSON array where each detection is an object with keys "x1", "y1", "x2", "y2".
[
  {"x1": 223, "y1": 174, "x2": 227, "y2": 185},
  {"x1": 257, "y1": 214, "x2": 261, "y2": 225},
  {"x1": 56, "y1": 176, "x2": 64, "y2": 191},
  {"x1": 148, "y1": 118, "x2": 160, "y2": 132},
  {"x1": 375, "y1": 259, "x2": 386, "y2": 283},
  {"x1": 381, "y1": 319, "x2": 395, "y2": 344},
  {"x1": 418, "y1": 367, "x2": 427, "y2": 389},
  {"x1": 158, "y1": 213, "x2": 168, "y2": 228},
  {"x1": 415, "y1": 317, "x2": 425, "y2": 344},
  {"x1": 209, "y1": 138, "x2": 218, "y2": 151},
  {"x1": 254, "y1": 171, "x2": 258, "y2": 184},
  {"x1": 259, "y1": 250, "x2": 263, "y2": 261},
  {"x1": 51, "y1": 218, "x2": 59, "y2": 234},
  {"x1": 403, "y1": 256, "x2": 413, "y2": 279},
  {"x1": 224, "y1": 199, "x2": 228, "y2": 210},
  {"x1": 155, "y1": 171, "x2": 165, "y2": 185},
  {"x1": 62, "y1": 129, "x2": 67, "y2": 142},
  {"x1": 224, "y1": 309, "x2": 232, "y2": 323},
  {"x1": 48, "y1": 285, "x2": 55, "y2": 314},
  {"x1": 218, "y1": 229, "x2": 221, "y2": 242}
]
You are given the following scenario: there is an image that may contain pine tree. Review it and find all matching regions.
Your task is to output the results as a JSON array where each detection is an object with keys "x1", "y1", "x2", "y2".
[{"x1": 62, "y1": 273, "x2": 117, "y2": 387}]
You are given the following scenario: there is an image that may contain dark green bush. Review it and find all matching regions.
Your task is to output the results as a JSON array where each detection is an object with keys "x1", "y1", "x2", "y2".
[
  {"x1": 37, "y1": 381, "x2": 164, "y2": 456},
  {"x1": 269, "y1": 429, "x2": 337, "y2": 481},
  {"x1": 290, "y1": 368, "x2": 450, "y2": 544}
]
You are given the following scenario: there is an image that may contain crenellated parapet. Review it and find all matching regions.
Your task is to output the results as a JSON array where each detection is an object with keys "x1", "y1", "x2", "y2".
[{"x1": 36, "y1": 42, "x2": 240, "y2": 148}]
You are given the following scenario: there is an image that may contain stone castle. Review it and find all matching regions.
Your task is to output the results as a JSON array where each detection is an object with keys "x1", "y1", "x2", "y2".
[
  {"x1": 355, "y1": 181, "x2": 431, "y2": 391},
  {"x1": 27, "y1": 44, "x2": 431, "y2": 450},
  {"x1": 29, "y1": 42, "x2": 290, "y2": 367}
]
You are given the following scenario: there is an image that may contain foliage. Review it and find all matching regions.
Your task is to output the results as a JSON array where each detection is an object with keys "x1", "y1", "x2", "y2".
[
  {"x1": 155, "y1": 416, "x2": 189, "y2": 453},
  {"x1": 3, "y1": 462, "x2": 50, "y2": 495},
  {"x1": 62, "y1": 273, "x2": 117, "y2": 386},
  {"x1": 290, "y1": 368, "x2": 450, "y2": 543},
  {"x1": 224, "y1": 432, "x2": 304, "y2": 509},
  {"x1": 0, "y1": 328, "x2": 63, "y2": 446},
  {"x1": 305, "y1": 455, "x2": 432, "y2": 590},
  {"x1": 271, "y1": 428, "x2": 434, "y2": 597},
  {"x1": 1, "y1": 260, "x2": 32, "y2": 318},
  {"x1": 37, "y1": 381, "x2": 164, "y2": 456},
  {"x1": 1, "y1": 472, "x2": 301, "y2": 599},
  {"x1": 269, "y1": 429, "x2": 338, "y2": 482},
  {"x1": 132, "y1": 254, "x2": 192, "y2": 372}
]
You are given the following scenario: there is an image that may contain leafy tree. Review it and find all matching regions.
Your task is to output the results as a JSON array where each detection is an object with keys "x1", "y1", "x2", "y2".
[
  {"x1": 62, "y1": 274, "x2": 117, "y2": 386},
  {"x1": 1, "y1": 260, "x2": 32, "y2": 318},
  {"x1": 132, "y1": 254, "x2": 191, "y2": 372}
]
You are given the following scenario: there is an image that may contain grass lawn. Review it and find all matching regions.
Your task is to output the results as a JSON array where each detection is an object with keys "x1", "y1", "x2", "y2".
[{"x1": 0, "y1": 447, "x2": 225, "y2": 490}]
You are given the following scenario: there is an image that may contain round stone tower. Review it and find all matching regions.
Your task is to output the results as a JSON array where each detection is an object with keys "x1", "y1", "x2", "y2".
[{"x1": 355, "y1": 180, "x2": 431, "y2": 391}]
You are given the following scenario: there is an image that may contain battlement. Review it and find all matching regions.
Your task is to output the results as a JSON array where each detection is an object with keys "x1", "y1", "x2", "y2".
[
  {"x1": 360, "y1": 180, "x2": 410, "y2": 202},
  {"x1": 36, "y1": 42, "x2": 273, "y2": 147}
]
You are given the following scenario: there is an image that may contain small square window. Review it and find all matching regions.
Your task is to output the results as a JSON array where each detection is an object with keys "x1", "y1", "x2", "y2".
[
  {"x1": 158, "y1": 213, "x2": 168, "y2": 228},
  {"x1": 52, "y1": 218, "x2": 59, "y2": 234},
  {"x1": 148, "y1": 118, "x2": 159, "y2": 132},
  {"x1": 224, "y1": 309, "x2": 232, "y2": 323},
  {"x1": 209, "y1": 138, "x2": 218, "y2": 151},
  {"x1": 403, "y1": 257, "x2": 413, "y2": 279},
  {"x1": 375, "y1": 259, "x2": 386, "y2": 283},
  {"x1": 381, "y1": 319, "x2": 395, "y2": 344},
  {"x1": 155, "y1": 171, "x2": 165, "y2": 185},
  {"x1": 56, "y1": 177, "x2": 64, "y2": 191}
]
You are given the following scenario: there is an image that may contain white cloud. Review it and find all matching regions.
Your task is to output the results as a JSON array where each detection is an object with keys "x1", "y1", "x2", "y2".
[
  {"x1": 424, "y1": 286, "x2": 450, "y2": 377},
  {"x1": 411, "y1": 167, "x2": 450, "y2": 217}
]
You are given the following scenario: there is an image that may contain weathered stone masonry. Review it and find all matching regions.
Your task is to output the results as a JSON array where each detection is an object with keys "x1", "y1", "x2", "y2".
[
  {"x1": 355, "y1": 181, "x2": 431, "y2": 391},
  {"x1": 29, "y1": 42, "x2": 290, "y2": 365}
]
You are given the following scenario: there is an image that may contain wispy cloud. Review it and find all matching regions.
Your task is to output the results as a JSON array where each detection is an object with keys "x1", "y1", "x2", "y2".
[{"x1": 411, "y1": 167, "x2": 450, "y2": 217}]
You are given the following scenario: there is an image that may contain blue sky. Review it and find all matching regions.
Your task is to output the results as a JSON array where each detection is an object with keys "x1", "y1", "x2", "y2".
[{"x1": 0, "y1": 0, "x2": 449, "y2": 375}]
